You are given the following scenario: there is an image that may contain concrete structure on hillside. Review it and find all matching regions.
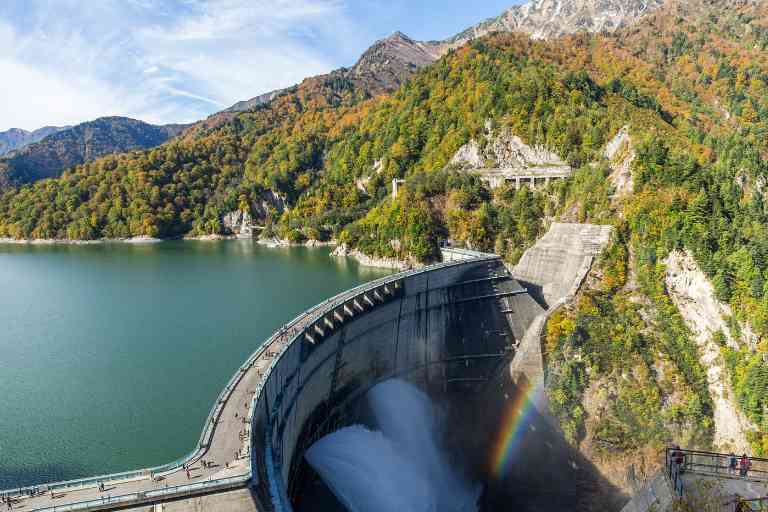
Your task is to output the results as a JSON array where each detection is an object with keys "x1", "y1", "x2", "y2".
[
  {"x1": 470, "y1": 166, "x2": 572, "y2": 190},
  {"x1": 391, "y1": 178, "x2": 406, "y2": 199},
  {"x1": 512, "y1": 222, "x2": 613, "y2": 308},
  {"x1": 5, "y1": 222, "x2": 617, "y2": 512},
  {"x1": 619, "y1": 473, "x2": 675, "y2": 512},
  {"x1": 508, "y1": 222, "x2": 613, "y2": 416}
]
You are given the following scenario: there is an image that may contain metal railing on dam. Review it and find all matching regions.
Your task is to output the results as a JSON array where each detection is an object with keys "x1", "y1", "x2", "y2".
[
  {"x1": 3, "y1": 251, "x2": 507, "y2": 512},
  {"x1": 20, "y1": 475, "x2": 249, "y2": 512},
  {"x1": 248, "y1": 252, "x2": 536, "y2": 512}
]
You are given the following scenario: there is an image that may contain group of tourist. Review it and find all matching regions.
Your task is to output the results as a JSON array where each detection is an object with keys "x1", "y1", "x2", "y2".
[
  {"x1": 1, "y1": 485, "x2": 46, "y2": 509},
  {"x1": 670, "y1": 445, "x2": 756, "y2": 479},
  {"x1": 728, "y1": 453, "x2": 753, "y2": 477}
]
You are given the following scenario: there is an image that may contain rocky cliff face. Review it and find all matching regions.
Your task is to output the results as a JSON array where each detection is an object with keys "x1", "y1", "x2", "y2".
[
  {"x1": 446, "y1": 0, "x2": 665, "y2": 43},
  {"x1": 665, "y1": 250, "x2": 755, "y2": 453},
  {"x1": 450, "y1": 127, "x2": 569, "y2": 171},
  {"x1": 224, "y1": 88, "x2": 291, "y2": 114},
  {"x1": 0, "y1": 126, "x2": 69, "y2": 157},
  {"x1": 605, "y1": 125, "x2": 635, "y2": 203},
  {"x1": 0, "y1": 117, "x2": 189, "y2": 187}
]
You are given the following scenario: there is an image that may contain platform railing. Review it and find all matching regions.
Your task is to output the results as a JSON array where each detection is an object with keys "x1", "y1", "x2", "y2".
[
  {"x1": 23, "y1": 475, "x2": 249, "y2": 512},
  {"x1": 666, "y1": 448, "x2": 768, "y2": 481},
  {"x1": 666, "y1": 447, "x2": 768, "y2": 498}
]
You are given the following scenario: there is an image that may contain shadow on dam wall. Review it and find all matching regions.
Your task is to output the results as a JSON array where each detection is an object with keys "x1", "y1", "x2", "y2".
[
  {"x1": 271, "y1": 254, "x2": 626, "y2": 511},
  {"x1": 295, "y1": 374, "x2": 628, "y2": 512},
  {"x1": 449, "y1": 374, "x2": 628, "y2": 511}
]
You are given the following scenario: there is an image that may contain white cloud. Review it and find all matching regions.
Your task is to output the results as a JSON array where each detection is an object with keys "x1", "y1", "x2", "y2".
[{"x1": 0, "y1": 0, "x2": 372, "y2": 131}]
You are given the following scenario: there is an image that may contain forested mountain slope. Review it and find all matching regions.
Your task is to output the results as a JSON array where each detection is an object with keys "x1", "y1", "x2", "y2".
[
  {"x1": 222, "y1": 0, "x2": 664, "y2": 117},
  {"x1": 0, "y1": 117, "x2": 188, "y2": 188},
  {"x1": 3, "y1": 0, "x2": 768, "y2": 484},
  {"x1": 0, "y1": 126, "x2": 69, "y2": 156},
  {"x1": 217, "y1": 31, "x2": 443, "y2": 121}
]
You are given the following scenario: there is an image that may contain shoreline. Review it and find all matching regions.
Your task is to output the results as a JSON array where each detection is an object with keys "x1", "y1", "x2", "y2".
[
  {"x1": 0, "y1": 236, "x2": 164, "y2": 245},
  {"x1": 330, "y1": 244, "x2": 418, "y2": 271},
  {"x1": 0, "y1": 236, "x2": 409, "y2": 271},
  {"x1": 0, "y1": 235, "x2": 337, "y2": 247}
]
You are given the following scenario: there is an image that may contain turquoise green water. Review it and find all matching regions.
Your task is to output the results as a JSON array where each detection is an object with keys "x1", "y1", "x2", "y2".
[{"x1": 0, "y1": 241, "x2": 391, "y2": 489}]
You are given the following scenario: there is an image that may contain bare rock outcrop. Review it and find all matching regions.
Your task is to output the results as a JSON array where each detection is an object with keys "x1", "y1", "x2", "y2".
[
  {"x1": 330, "y1": 244, "x2": 419, "y2": 271},
  {"x1": 445, "y1": 0, "x2": 665, "y2": 43},
  {"x1": 605, "y1": 125, "x2": 635, "y2": 202},
  {"x1": 450, "y1": 129, "x2": 567, "y2": 171},
  {"x1": 222, "y1": 191, "x2": 287, "y2": 237},
  {"x1": 664, "y1": 250, "x2": 755, "y2": 452}
]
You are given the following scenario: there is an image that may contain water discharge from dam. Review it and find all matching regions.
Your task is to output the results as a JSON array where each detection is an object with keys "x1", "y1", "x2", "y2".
[{"x1": 306, "y1": 379, "x2": 480, "y2": 512}]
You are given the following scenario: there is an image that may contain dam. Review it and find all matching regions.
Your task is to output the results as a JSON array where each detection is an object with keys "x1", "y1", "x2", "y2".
[{"x1": 1, "y1": 223, "x2": 615, "y2": 511}]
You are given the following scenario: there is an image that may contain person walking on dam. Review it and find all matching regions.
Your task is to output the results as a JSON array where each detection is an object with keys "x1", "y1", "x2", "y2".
[{"x1": 729, "y1": 453, "x2": 737, "y2": 475}]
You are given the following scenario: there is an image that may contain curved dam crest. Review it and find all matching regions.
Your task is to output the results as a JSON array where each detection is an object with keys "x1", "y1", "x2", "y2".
[{"x1": 5, "y1": 223, "x2": 614, "y2": 512}]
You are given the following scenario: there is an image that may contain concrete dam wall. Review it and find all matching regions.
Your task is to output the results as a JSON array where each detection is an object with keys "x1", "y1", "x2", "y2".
[
  {"x1": 248, "y1": 256, "x2": 544, "y2": 511},
  {"x1": 512, "y1": 223, "x2": 613, "y2": 308}
]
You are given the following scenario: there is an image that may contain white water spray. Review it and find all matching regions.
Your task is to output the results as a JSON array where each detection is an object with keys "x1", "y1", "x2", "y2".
[{"x1": 305, "y1": 379, "x2": 480, "y2": 512}]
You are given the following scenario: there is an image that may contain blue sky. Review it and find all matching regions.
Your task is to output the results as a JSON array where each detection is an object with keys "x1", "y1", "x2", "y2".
[{"x1": 0, "y1": 0, "x2": 521, "y2": 131}]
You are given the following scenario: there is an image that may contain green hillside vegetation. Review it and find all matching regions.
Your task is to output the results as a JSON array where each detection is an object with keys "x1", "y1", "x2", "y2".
[
  {"x1": 0, "y1": 117, "x2": 187, "y2": 188},
  {"x1": 3, "y1": 0, "x2": 768, "y2": 455}
]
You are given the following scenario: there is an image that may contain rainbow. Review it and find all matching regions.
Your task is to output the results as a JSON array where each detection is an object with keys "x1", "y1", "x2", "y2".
[{"x1": 488, "y1": 375, "x2": 545, "y2": 479}]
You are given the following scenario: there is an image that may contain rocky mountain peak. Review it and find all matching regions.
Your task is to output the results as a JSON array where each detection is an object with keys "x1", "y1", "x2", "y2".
[
  {"x1": 345, "y1": 31, "x2": 444, "y2": 92},
  {"x1": 223, "y1": 1, "x2": 666, "y2": 115},
  {"x1": 353, "y1": 31, "x2": 442, "y2": 74},
  {"x1": 386, "y1": 31, "x2": 411, "y2": 42},
  {"x1": 448, "y1": 0, "x2": 665, "y2": 43}
]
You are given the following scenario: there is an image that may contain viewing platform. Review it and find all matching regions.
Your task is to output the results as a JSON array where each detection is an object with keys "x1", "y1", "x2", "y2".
[{"x1": 623, "y1": 448, "x2": 768, "y2": 512}]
